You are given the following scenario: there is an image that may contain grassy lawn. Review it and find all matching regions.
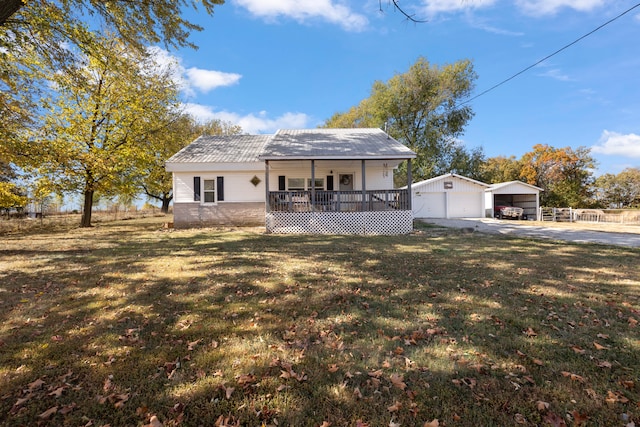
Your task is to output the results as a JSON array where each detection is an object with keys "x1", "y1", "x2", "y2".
[{"x1": 1, "y1": 217, "x2": 638, "y2": 426}]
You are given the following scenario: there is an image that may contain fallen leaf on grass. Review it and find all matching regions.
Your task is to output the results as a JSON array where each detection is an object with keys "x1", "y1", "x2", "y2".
[
  {"x1": 571, "y1": 410, "x2": 589, "y2": 426},
  {"x1": 605, "y1": 390, "x2": 629, "y2": 404},
  {"x1": 390, "y1": 373, "x2": 406, "y2": 391},
  {"x1": 48, "y1": 386, "x2": 65, "y2": 398},
  {"x1": 187, "y1": 339, "x2": 201, "y2": 351},
  {"x1": 571, "y1": 345, "x2": 585, "y2": 354},
  {"x1": 597, "y1": 360, "x2": 612, "y2": 368},
  {"x1": 524, "y1": 327, "x2": 537, "y2": 337},
  {"x1": 327, "y1": 364, "x2": 339, "y2": 373},
  {"x1": 536, "y1": 400, "x2": 549, "y2": 411},
  {"x1": 39, "y1": 406, "x2": 58, "y2": 419},
  {"x1": 356, "y1": 420, "x2": 370, "y2": 427},
  {"x1": 387, "y1": 401, "x2": 402, "y2": 412},
  {"x1": 28, "y1": 378, "x2": 46, "y2": 391},
  {"x1": 593, "y1": 342, "x2": 609, "y2": 350},
  {"x1": 423, "y1": 419, "x2": 439, "y2": 427},
  {"x1": 561, "y1": 371, "x2": 585, "y2": 383},
  {"x1": 543, "y1": 412, "x2": 567, "y2": 427},
  {"x1": 320, "y1": 422, "x2": 332, "y2": 427},
  {"x1": 144, "y1": 415, "x2": 163, "y2": 427}
]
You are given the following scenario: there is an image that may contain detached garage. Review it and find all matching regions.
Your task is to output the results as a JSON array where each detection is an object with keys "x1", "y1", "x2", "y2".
[
  {"x1": 411, "y1": 173, "x2": 490, "y2": 219},
  {"x1": 485, "y1": 181, "x2": 542, "y2": 220}
]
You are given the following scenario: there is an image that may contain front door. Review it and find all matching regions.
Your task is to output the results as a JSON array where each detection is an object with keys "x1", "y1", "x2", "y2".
[{"x1": 339, "y1": 174, "x2": 353, "y2": 191}]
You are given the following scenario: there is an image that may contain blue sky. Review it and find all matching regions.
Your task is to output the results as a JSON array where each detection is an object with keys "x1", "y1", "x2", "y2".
[{"x1": 154, "y1": 0, "x2": 640, "y2": 176}]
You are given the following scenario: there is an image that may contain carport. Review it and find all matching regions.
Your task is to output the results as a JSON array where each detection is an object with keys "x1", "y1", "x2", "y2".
[
  {"x1": 485, "y1": 181, "x2": 542, "y2": 220},
  {"x1": 411, "y1": 173, "x2": 489, "y2": 219}
]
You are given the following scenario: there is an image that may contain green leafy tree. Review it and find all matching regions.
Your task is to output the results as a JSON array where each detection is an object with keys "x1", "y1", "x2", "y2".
[
  {"x1": 519, "y1": 144, "x2": 596, "y2": 207},
  {"x1": 323, "y1": 57, "x2": 477, "y2": 185},
  {"x1": 24, "y1": 36, "x2": 180, "y2": 227},
  {"x1": 141, "y1": 116, "x2": 243, "y2": 213},
  {"x1": 480, "y1": 155, "x2": 522, "y2": 184},
  {"x1": 594, "y1": 167, "x2": 640, "y2": 208}
]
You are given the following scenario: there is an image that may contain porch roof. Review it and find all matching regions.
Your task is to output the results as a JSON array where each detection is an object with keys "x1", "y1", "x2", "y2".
[{"x1": 260, "y1": 128, "x2": 416, "y2": 161}]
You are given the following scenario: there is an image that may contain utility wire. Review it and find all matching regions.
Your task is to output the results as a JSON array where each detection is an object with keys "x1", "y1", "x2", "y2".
[{"x1": 460, "y1": 2, "x2": 640, "y2": 106}]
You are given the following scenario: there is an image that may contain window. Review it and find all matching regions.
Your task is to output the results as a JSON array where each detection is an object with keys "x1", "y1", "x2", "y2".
[
  {"x1": 287, "y1": 178, "x2": 305, "y2": 191},
  {"x1": 287, "y1": 177, "x2": 324, "y2": 190},
  {"x1": 307, "y1": 178, "x2": 324, "y2": 190},
  {"x1": 203, "y1": 179, "x2": 215, "y2": 203}
]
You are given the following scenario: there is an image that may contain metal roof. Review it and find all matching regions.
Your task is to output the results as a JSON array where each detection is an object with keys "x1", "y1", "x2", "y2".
[
  {"x1": 166, "y1": 134, "x2": 271, "y2": 164},
  {"x1": 260, "y1": 128, "x2": 416, "y2": 160}
]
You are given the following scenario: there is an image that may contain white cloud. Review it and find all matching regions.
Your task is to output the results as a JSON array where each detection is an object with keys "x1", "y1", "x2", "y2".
[
  {"x1": 182, "y1": 103, "x2": 312, "y2": 134},
  {"x1": 515, "y1": 0, "x2": 605, "y2": 16},
  {"x1": 185, "y1": 68, "x2": 241, "y2": 93},
  {"x1": 592, "y1": 130, "x2": 640, "y2": 157},
  {"x1": 418, "y1": 0, "x2": 603, "y2": 16},
  {"x1": 536, "y1": 68, "x2": 572, "y2": 81},
  {"x1": 420, "y1": 0, "x2": 498, "y2": 14},
  {"x1": 146, "y1": 47, "x2": 241, "y2": 96},
  {"x1": 234, "y1": 0, "x2": 368, "y2": 31}
]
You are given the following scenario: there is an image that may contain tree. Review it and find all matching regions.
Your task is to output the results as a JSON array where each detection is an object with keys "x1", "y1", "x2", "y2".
[
  {"x1": 0, "y1": 181, "x2": 27, "y2": 217},
  {"x1": 323, "y1": 57, "x2": 477, "y2": 185},
  {"x1": 23, "y1": 36, "x2": 180, "y2": 227},
  {"x1": 519, "y1": 144, "x2": 596, "y2": 207},
  {"x1": 594, "y1": 168, "x2": 640, "y2": 208},
  {"x1": 139, "y1": 116, "x2": 242, "y2": 214},
  {"x1": 1, "y1": 0, "x2": 224, "y2": 50},
  {"x1": 480, "y1": 155, "x2": 522, "y2": 184}
]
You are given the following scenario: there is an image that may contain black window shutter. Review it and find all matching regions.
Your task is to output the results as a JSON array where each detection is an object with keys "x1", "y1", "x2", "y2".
[
  {"x1": 326, "y1": 175, "x2": 334, "y2": 191},
  {"x1": 217, "y1": 176, "x2": 224, "y2": 201},
  {"x1": 278, "y1": 175, "x2": 286, "y2": 191},
  {"x1": 193, "y1": 177, "x2": 201, "y2": 201}
]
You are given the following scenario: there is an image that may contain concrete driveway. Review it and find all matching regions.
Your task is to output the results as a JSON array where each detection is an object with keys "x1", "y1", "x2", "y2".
[{"x1": 419, "y1": 218, "x2": 640, "y2": 248}]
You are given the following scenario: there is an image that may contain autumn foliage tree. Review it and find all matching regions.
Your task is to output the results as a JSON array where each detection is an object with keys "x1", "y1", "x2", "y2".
[
  {"x1": 519, "y1": 144, "x2": 596, "y2": 207},
  {"x1": 23, "y1": 37, "x2": 180, "y2": 227}
]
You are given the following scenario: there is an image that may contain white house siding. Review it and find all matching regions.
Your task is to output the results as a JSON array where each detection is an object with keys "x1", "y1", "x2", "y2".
[
  {"x1": 173, "y1": 171, "x2": 264, "y2": 203},
  {"x1": 411, "y1": 174, "x2": 487, "y2": 219},
  {"x1": 266, "y1": 161, "x2": 395, "y2": 191}
]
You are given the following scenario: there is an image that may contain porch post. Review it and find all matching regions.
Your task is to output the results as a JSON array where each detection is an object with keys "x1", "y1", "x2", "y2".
[
  {"x1": 311, "y1": 160, "x2": 316, "y2": 211},
  {"x1": 407, "y1": 159, "x2": 412, "y2": 211},
  {"x1": 265, "y1": 160, "x2": 270, "y2": 212},
  {"x1": 361, "y1": 159, "x2": 367, "y2": 211}
]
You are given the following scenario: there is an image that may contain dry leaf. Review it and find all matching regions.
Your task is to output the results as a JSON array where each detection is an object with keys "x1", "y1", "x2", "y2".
[
  {"x1": 571, "y1": 345, "x2": 585, "y2": 354},
  {"x1": 389, "y1": 419, "x2": 401, "y2": 427},
  {"x1": 225, "y1": 386, "x2": 234, "y2": 399},
  {"x1": 571, "y1": 410, "x2": 589, "y2": 426},
  {"x1": 49, "y1": 386, "x2": 65, "y2": 398},
  {"x1": 543, "y1": 412, "x2": 567, "y2": 427},
  {"x1": 524, "y1": 327, "x2": 537, "y2": 337},
  {"x1": 387, "y1": 401, "x2": 402, "y2": 412},
  {"x1": 356, "y1": 421, "x2": 370, "y2": 427},
  {"x1": 561, "y1": 371, "x2": 585, "y2": 383},
  {"x1": 320, "y1": 422, "x2": 332, "y2": 427},
  {"x1": 593, "y1": 342, "x2": 609, "y2": 350},
  {"x1": 327, "y1": 364, "x2": 339, "y2": 373},
  {"x1": 144, "y1": 415, "x2": 163, "y2": 427},
  {"x1": 390, "y1": 373, "x2": 407, "y2": 391},
  {"x1": 368, "y1": 370, "x2": 383, "y2": 379},
  {"x1": 28, "y1": 378, "x2": 46, "y2": 391},
  {"x1": 424, "y1": 420, "x2": 439, "y2": 427},
  {"x1": 536, "y1": 400, "x2": 549, "y2": 412},
  {"x1": 39, "y1": 406, "x2": 58, "y2": 419}
]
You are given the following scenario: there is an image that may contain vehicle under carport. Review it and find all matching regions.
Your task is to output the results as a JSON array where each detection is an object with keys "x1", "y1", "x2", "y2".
[{"x1": 485, "y1": 181, "x2": 542, "y2": 220}]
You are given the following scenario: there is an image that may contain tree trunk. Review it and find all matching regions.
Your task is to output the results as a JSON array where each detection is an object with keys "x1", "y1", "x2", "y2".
[
  {"x1": 81, "y1": 189, "x2": 94, "y2": 227},
  {"x1": 0, "y1": 0, "x2": 22, "y2": 25},
  {"x1": 161, "y1": 195, "x2": 172, "y2": 214}
]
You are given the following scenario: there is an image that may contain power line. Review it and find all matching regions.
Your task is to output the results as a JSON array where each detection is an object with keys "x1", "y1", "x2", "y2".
[{"x1": 460, "y1": 2, "x2": 640, "y2": 106}]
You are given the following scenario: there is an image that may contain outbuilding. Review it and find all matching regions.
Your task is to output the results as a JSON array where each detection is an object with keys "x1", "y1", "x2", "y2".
[
  {"x1": 485, "y1": 181, "x2": 543, "y2": 220},
  {"x1": 411, "y1": 173, "x2": 490, "y2": 219}
]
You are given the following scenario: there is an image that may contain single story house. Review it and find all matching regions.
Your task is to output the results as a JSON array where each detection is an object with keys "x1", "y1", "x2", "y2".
[
  {"x1": 410, "y1": 173, "x2": 490, "y2": 219},
  {"x1": 485, "y1": 181, "x2": 543, "y2": 220},
  {"x1": 165, "y1": 128, "x2": 417, "y2": 234}
]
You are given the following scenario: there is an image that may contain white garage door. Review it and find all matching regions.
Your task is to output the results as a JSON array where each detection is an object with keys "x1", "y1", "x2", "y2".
[
  {"x1": 449, "y1": 192, "x2": 483, "y2": 217},
  {"x1": 413, "y1": 192, "x2": 446, "y2": 218}
]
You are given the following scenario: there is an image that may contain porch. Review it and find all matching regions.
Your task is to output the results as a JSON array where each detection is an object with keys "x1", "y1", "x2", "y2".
[{"x1": 268, "y1": 189, "x2": 410, "y2": 213}]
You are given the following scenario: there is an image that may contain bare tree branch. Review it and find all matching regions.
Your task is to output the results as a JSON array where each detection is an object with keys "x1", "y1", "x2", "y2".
[{"x1": 381, "y1": 0, "x2": 428, "y2": 23}]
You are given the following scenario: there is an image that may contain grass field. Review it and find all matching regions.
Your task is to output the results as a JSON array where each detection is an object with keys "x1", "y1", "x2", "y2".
[{"x1": 0, "y1": 216, "x2": 638, "y2": 426}]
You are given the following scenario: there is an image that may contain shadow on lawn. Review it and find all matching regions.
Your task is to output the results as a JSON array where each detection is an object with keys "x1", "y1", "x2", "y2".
[{"x1": 0, "y1": 222, "x2": 639, "y2": 426}]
